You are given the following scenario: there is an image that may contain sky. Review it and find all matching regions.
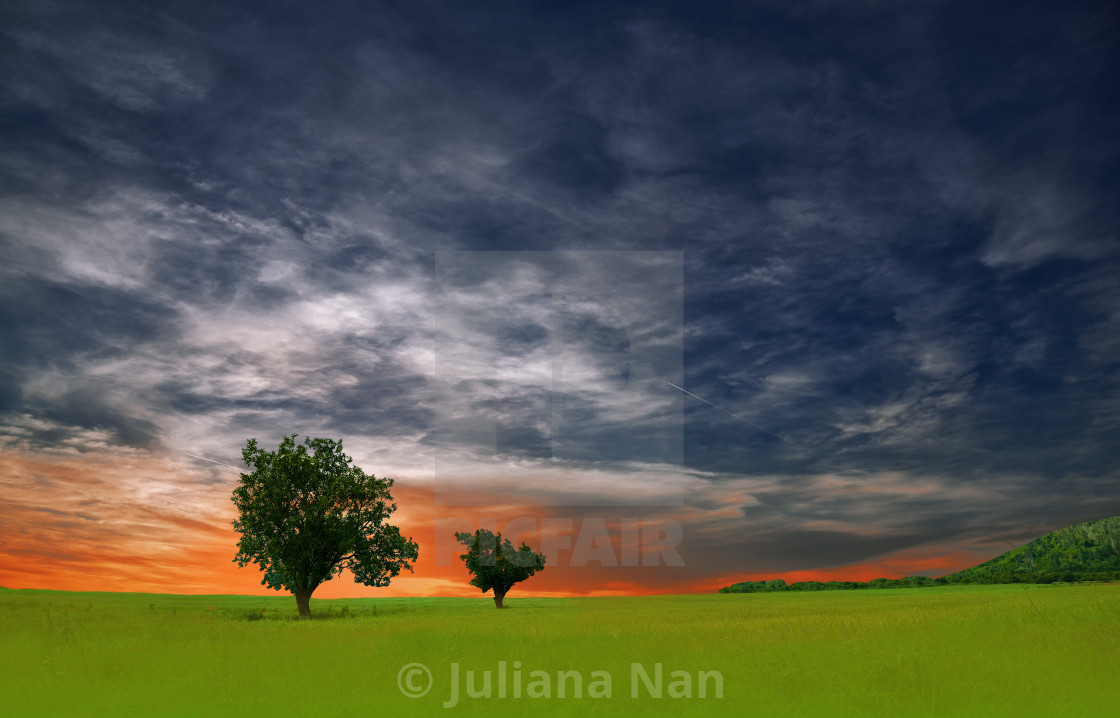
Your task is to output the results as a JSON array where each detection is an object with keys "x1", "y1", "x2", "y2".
[{"x1": 1, "y1": 0, "x2": 1118, "y2": 599}]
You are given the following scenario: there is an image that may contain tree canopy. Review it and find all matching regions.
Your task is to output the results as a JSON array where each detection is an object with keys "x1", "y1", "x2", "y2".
[
  {"x1": 455, "y1": 528, "x2": 545, "y2": 608},
  {"x1": 942, "y1": 515, "x2": 1120, "y2": 585},
  {"x1": 231, "y1": 434, "x2": 419, "y2": 617}
]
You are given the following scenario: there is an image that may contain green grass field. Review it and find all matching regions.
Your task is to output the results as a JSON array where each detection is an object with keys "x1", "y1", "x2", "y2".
[{"x1": 2, "y1": 583, "x2": 1118, "y2": 717}]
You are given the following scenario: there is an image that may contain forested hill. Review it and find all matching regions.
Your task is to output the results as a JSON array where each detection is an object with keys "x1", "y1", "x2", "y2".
[
  {"x1": 719, "y1": 516, "x2": 1120, "y2": 593},
  {"x1": 942, "y1": 515, "x2": 1120, "y2": 585}
]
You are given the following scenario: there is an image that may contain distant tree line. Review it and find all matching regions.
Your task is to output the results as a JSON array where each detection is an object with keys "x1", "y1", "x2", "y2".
[
  {"x1": 719, "y1": 576, "x2": 944, "y2": 594},
  {"x1": 719, "y1": 516, "x2": 1120, "y2": 594}
]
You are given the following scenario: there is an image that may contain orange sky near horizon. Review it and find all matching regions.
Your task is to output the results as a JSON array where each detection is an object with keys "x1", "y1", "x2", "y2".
[{"x1": 0, "y1": 446, "x2": 1002, "y2": 599}]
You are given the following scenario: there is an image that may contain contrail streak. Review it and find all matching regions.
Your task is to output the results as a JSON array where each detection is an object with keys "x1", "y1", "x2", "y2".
[
  {"x1": 666, "y1": 381, "x2": 798, "y2": 446},
  {"x1": 186, "y1": 454, "x2": 243, "y2": 470}
]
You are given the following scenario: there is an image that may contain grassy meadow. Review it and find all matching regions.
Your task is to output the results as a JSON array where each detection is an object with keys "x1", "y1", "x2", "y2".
[{"x1": 2, "y1": 583, "x2": 1118, "y2": 717}]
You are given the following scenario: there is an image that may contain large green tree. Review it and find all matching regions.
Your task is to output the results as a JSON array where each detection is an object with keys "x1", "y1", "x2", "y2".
[
  {"x1": 455, "y1": 528, "x2": 545, "y2": 608},
  {"x1": 232, "y1": 434, "x2": 419, "y2": 618}
]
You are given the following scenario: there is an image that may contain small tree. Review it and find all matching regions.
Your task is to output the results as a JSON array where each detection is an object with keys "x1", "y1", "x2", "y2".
[
  {"x1": 455, "y1": 529, "x2": 545, "y2": 608},
  {"x1": 232, "y1": 434, "x2": 419, "y2": 618}
]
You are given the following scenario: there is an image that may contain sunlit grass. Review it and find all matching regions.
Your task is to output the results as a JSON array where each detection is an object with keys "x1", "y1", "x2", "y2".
[{"x1": 1, "y1": 583, "x2": 1118, "y2": 716}]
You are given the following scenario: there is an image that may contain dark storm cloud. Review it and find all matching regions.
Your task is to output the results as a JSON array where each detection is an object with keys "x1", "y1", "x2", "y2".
[{"x1": 1, "y1": 0, "x2": 1117, "y2": 575}]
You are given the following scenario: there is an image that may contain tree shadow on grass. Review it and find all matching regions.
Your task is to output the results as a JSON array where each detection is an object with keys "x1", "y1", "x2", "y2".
[{"x1": 223, "y1": 604, "x2": 376, "y2": 621}]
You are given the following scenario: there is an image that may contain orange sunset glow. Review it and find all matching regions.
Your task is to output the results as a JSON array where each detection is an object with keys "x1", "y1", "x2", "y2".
[{"x1": 0, "y1": 445, "x2": 1006, "y2": 598}]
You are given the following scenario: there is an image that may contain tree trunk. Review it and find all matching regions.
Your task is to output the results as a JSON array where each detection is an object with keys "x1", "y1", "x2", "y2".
[
  {"x1": 295, "y1": 588, "x2": 314, "y2": 618},
  {"x1": 493, "y1": 589, "x2": 507, "y2": 609}
]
